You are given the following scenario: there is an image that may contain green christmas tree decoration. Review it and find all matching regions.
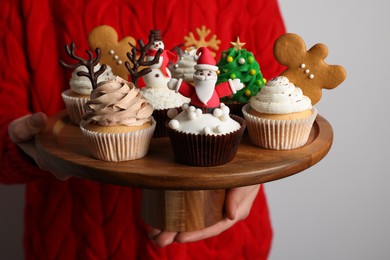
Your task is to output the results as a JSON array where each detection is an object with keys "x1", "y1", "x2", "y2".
[{"x1": 217, "y1": 38, "x2": 266, "y2": 104}]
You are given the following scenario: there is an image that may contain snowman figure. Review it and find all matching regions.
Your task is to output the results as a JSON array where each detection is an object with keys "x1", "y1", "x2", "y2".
[
  {"x1": 140, "y1": 30, "x2": 189, "y2": 110},
  {"x1": 142, "y1": 30, "x2": 178, "y2": 89}
]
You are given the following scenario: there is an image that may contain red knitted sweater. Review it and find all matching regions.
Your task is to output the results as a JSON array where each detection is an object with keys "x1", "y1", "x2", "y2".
[{"x1": 0, "y1": 0, "x2": 285, "y2": 259}]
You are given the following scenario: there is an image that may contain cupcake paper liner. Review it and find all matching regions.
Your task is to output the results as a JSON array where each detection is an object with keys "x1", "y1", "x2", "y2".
[
  {"x1": 152, "y1": 108, "x2": 170, "y2": 138},
  {"x1": 153, "y1": 107, "x2": 183, "y2": 138},
  {"x1": 224, "y1": 102, "x2": 245, "y2": 118},
  {"x1": 80, "y1": 119, "x2": 156, "y2": 162},
  {"x1": 167, "y1": 115, "x2": 246, "y2": 167},
  {"x1": 61, "y1": 90, "x2": 89, "y2": 125},
  {"x1": 242, "y1": 104, "x2": 318, "y2": 150}
]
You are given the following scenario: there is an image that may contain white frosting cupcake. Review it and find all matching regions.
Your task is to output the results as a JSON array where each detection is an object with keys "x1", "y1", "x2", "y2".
[
  {"x1": 243, "y1": 76, "x2": 318, "y2": 150},
  {"x1": 167, "y1": 103, "x2": 246, "y2": 166},
  {"x1": 62, "y1": 64, "x2": 115, "y2": 125},
  {"x1": 70, "y1": 64, "x2": 115, "y2": 95}
]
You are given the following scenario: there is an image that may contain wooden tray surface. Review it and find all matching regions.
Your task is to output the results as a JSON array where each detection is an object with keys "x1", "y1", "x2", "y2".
[{"x1": 35, "y1": 110, "x2": 333, "y2": 190}]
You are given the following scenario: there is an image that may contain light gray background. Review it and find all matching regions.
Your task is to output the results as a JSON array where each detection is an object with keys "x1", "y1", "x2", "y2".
[
  {"x1": 1, "y1": 0, "x2": 389, "y2": 259},
  {"x1": 267, "y1": 0, "x2": 390, "y2": 259}
]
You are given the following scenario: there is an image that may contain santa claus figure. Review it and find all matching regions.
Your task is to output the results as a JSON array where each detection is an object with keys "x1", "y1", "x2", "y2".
[{"x1": 168, "y1": 47, "x2": 244, "y2": 111}]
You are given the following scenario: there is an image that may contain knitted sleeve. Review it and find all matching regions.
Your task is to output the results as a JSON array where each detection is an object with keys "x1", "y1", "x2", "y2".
[{"x1": 0, "y1": 1, "x2": 49, "y2": 184}]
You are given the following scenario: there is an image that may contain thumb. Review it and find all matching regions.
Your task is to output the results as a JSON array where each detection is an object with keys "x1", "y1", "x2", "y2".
[{"x1": 8, "y1": 112, "x2": 47, "y2": 143}]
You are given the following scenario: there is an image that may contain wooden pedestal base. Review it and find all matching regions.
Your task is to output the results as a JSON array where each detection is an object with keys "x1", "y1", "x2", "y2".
[{"x1": 141, "y1": 189, "x2": 226, "y2": 232}]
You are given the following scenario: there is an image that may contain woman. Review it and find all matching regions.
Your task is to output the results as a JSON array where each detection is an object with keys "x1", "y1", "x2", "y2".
[{"x1": 1, "y1": 0, "x2": 286, "y2": 259}]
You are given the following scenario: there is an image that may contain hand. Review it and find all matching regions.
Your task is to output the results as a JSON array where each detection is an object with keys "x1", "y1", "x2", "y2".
[
  {"x1": 8, "y1": 113, "x2": 71, "y2": 180},
  {"x1": 148, "y1": 184, "x2": 260, "y2": 247},
  {"x1": 229, "y1": 78, "x2": 244, "y2": 91},
  {"x1": 167, "y1": 78, "x2": 180, "y2": 91}
]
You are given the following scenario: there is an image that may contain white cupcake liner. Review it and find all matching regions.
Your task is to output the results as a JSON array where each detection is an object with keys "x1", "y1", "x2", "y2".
[
  {"x1": 242, "y1": 104, "x2": 318, "y2": 150},
  {"x1": 79, "y1": 119, "x2": 156, "y2": 162},
  {"x1": 61, "y1": 89, "x2": 90, "y2": 125}
]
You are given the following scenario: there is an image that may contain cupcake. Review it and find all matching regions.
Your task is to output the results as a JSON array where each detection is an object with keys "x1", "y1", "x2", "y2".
[
  {"x1": 242, "y1": 76, "x2": 318, "y2": 150},
  {"x1": 140, "y1": 77, "x2": 189, "y2": 137},
  {"x1": 80, "y1": 76, "x2": 156, "y2": 161},
  {"x1": 216, "y1": 38, "x2": 266, "y2": 117},
  {"x1": 167, "y1": 103, "x2": 246, "y2": 166},
  {"x1": 166, "y1": 47, "x2": 246, "y2": 166},
  {"x1": 140, "y1": 30, "x2": 190, "y2": 137},
  {"x1": 60, "y1": 43, "x2": 115, "y2": 125}
]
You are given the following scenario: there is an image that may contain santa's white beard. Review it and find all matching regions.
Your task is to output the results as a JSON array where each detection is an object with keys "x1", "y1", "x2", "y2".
[{"x1": 193, "y1": 75, "x2": 217, "y2": 105}]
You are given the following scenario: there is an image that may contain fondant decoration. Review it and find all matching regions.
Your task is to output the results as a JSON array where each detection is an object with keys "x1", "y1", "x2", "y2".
[
  {"x1": 217, "y1": 37, "x2": 266, "y2": 103},
  {"x1": 168, "y1": 47, "x2": 244, "y2": 110},
  {"x1": 59, "y1": 42, "x2": 106, "y2": 89},
  {"x1": 124, "y1": 34, "x2": 162, "y2": 88}
]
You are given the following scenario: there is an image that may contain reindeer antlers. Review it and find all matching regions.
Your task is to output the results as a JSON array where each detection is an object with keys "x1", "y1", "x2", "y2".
[
  {"x1": 60, "y1": 42, "x2": 107, "y2": 89},
  {"x1": 125, "y1": 34, "x2": 163, "y2": 88}
]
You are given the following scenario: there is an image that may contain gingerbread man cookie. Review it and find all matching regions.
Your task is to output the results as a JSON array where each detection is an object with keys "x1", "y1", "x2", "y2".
[
  {"x1": 273, "y1": 33, "x2": 346, "y2": 105},
  {"x1": 88, "y1": 25, "x2": 136, "y2": 80}
]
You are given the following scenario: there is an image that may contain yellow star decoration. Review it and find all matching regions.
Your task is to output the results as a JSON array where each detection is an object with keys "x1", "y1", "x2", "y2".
[{"x1": 230, "y1": 37, "x2": 246, "y2": 50}]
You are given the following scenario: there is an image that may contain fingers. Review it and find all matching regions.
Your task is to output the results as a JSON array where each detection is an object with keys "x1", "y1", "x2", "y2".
[
  {"x1": 176, "y1": 218, "x2": 236, "y2": 244},
  {"x1": 147, "y1": 219, "x2": 235, "y2": 246},
  {"x1": 8, "y1": 112, "x2": 47, "y2": 143},
  {"x1": 175, "y1": 186, "x2": 259, "y2": 244},
  {"x1": 225, "y1": 184, "x2": 260, "y2": 220},
  {"x1": 148, "y1": 228, "x2": 178, "y2": 248},
  {"x1": 8, "y1": 113, "x2": 71, "y2": 180},
  {"x1": 146, "y1": 185, "x2": 261, "y2": 246}
]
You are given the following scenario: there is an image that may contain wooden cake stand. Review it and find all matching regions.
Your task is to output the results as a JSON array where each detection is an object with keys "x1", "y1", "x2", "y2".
[{"x1": 35, "y1": 110, "x2": 333, "y2": 231}]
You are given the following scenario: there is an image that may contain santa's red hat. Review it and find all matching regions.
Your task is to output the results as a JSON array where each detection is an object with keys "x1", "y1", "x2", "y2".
[{"x1": 194, "y1": 47, "x2": 218, "y2": 71}]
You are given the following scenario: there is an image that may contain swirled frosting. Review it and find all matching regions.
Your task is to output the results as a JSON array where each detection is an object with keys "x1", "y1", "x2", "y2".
[
  {"x1": 70, "y1": 64, "x2": 115, "y2": 95},
  {"x1": 83, "y1": 77, "x2": 153, "y2": 126},
  {"x1": 250, "y1": 76, "x2": 312, "y2": 114}
]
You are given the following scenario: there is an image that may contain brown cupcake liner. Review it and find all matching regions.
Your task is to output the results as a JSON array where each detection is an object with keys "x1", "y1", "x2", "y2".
[
  {"x1": 61, "y1": 89, "x2": 89, "y2": 125},
  {"x1": 242, "y1": 104, "x2": 318, "y2": 150},
  {"x1": 167, "y1": 115, "x2": 246, "y2": 167},
  {"x1": 152, "y1": 108, "x2": 170, "y2": 138},
  {"x1": 224, "y1": 102, "x2": 245, "y2": 118},
  {"x1": 152, "y1": 107, "x2": 183, "y2": 138},
  {"x1": 80, "y1": 119, "x2": 156, "y2": 162}
]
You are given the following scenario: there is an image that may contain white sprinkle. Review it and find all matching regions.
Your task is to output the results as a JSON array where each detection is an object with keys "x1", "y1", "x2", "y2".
[
  {"x1": 203, "y1": 127, "x2": 211, "y2": 135},
  {"x1": 213, "y1": 108, "x2": 223, "y2": 118},
  {"x1": 169, "y1": 120, "x2": 179, "y2": 129},
  {"x1": 188, "y1": 111, "x2": 196, "y2": 120},
  {"x1": 195, "y1": 108, "x2": 202, "y2": 117},
  {"x1": 216, "y1": 125, "x2": 224, "y2": 133},
  {"x1": 167, "y1": 108, "x2": 178, "y2": 119}
]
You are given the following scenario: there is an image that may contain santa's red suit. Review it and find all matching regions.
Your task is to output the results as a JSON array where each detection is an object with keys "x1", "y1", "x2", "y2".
[
  {"x1": 176, "y1": 80, "x2": 234, "y2": 108},
  {"x1": 174, "y1": 47, "x2": 240, "y2": 108},
  {"x1": 0, "y1": 0, "x2": 285, "y2": 259}
]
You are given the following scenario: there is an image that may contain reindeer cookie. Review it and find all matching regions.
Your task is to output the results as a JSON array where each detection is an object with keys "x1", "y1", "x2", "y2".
[
  {"x1": 88, "y1": 25, "x2": 136, "y2": 80},
  {"x1": 273, "y1": 33, "x2": 346, "y2": 105}
]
